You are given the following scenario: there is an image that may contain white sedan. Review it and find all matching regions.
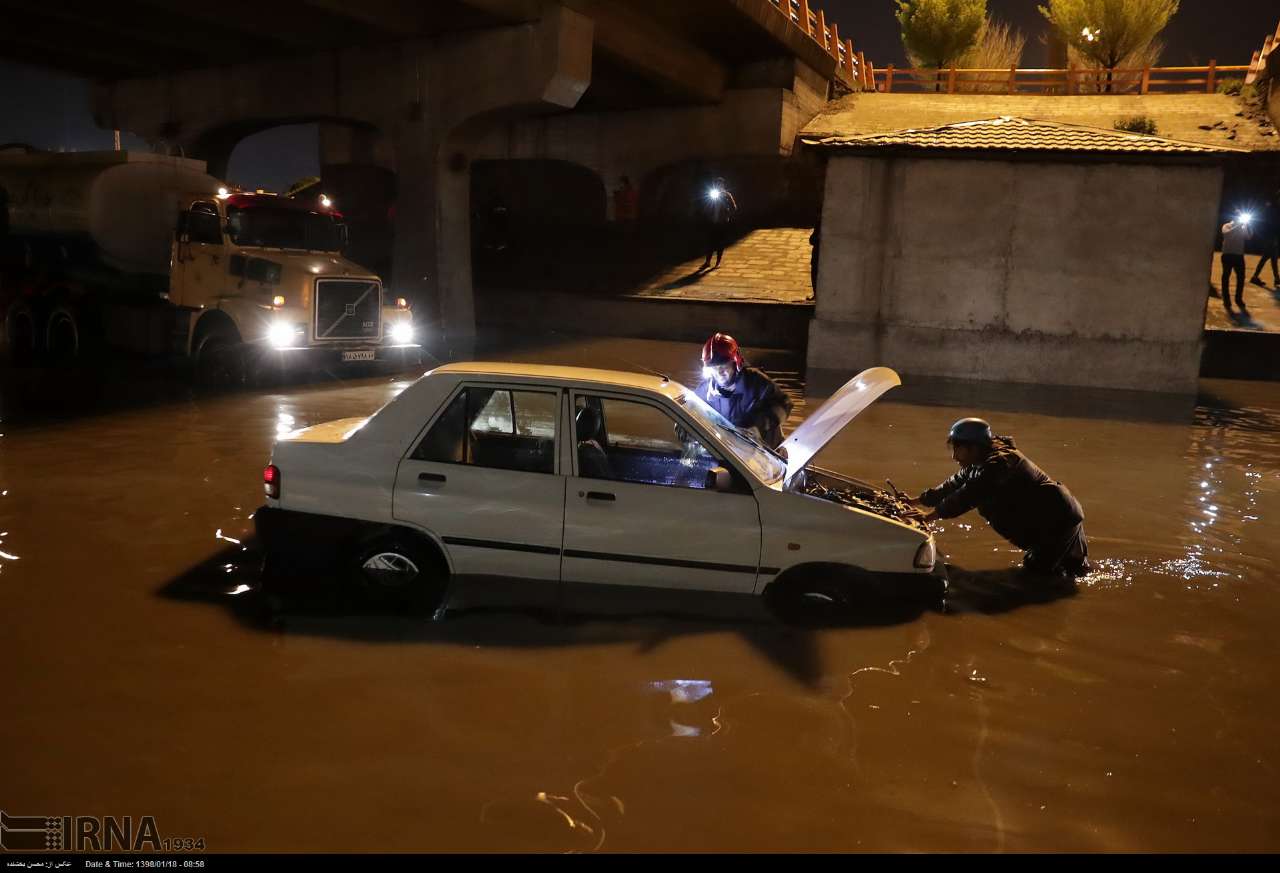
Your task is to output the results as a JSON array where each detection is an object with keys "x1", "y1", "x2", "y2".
[{"x1": 255, "y1": 362, "x2": 941, "y2": 617}]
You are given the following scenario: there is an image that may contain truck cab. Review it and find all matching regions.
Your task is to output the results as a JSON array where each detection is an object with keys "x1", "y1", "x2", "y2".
[{"x1": 174, "y1": 190, "x2": 417, "y2": 374}]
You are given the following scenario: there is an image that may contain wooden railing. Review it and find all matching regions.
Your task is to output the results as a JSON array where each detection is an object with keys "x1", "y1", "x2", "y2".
[
  {"x1": 870, "y1": 63, "x2": 1254, "y2": 95},
  {"x1": 767, "y1": 0, "x2": 863, "y2": 89}
]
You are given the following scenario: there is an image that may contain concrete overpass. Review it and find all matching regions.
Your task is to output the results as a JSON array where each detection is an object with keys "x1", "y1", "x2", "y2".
[{"x1": 0, "y1": 0, "x2": 865, "y2": 345}]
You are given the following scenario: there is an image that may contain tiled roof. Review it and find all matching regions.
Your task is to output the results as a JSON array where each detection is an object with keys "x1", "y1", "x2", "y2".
[{"x1": 801, "y1": 115, "x2": 1242, "y2": 155}]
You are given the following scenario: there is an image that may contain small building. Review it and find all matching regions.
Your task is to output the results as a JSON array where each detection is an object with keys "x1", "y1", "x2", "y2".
[{"x1": 802, "y1": 115, "x2": 1242, "y2": 393}]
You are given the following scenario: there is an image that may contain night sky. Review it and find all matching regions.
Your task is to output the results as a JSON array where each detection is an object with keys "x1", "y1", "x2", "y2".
[{"x1": 0, "y1": 0, "x2": 1275, "y2": 190}]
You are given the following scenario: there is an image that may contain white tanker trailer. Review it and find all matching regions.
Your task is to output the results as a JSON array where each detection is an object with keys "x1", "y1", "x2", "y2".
[{"x1": 0, "y1": 148, "x2": 417, "y2": 379}]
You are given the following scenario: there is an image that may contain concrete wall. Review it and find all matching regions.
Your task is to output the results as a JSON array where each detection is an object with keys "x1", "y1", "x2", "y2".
[{"x1": 808, "y1": 154, "x2": 1225, "y2": 393}]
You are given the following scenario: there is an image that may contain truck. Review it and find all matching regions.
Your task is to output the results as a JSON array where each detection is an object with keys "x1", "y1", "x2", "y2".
[{"x1": 0, "y1": 148, "x2": 418, "y2": 381}]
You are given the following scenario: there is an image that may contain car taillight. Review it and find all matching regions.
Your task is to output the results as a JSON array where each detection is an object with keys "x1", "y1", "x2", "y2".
[{"x1": 263, "y1": 464, "x2": 281, "y2": 499}]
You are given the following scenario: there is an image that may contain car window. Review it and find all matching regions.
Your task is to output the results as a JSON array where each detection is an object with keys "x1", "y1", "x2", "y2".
[
  {"x1": 188, "y1": 201, "x2": 223, "y2": 245},
  {"x1": 412, "y1": 386, "x2": 557, "y2": 475},
  {"x1": 575, "y1": 395, "x2": 720, "y2": 489}
]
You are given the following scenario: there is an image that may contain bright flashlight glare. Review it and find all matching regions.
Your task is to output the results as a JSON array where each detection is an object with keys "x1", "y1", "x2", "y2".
[
  {"x1": 707, "y1": 188, "x2": 722, "y2": 200},
  {"x1": 389, "y1": 321, "x2": 414, "y2": 344},
  {"x1": 320, "y1": 194, "x2": 332, "y2": 208},
  {"x1": 702, "y1": 366, "x2": 715, "y2": 381},
  {"x1": 1239, "y1": 212, "x2": 1253, "y2": 224},
  {"x1": 216, "y1": 186, "x2": 230, "y2": 198},
  {"x1": 267, "y1": 322, "x2": 297, "y2": 348}
]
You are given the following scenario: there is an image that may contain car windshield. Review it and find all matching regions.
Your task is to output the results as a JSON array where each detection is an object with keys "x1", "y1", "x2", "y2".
[
  {"x1": 677, "y1": 389, "x2": 787, "y2": 485},
  {"x1": 227, "y1": 206, "x2": 343, "y2": 252}
]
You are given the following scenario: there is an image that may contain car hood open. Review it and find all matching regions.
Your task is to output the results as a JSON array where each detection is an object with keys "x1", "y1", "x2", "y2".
[{"x1": 780, "y1": 367, "x2": 901, "y2": 487}]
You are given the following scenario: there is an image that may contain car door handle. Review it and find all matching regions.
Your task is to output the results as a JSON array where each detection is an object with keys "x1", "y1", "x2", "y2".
[
  {"x1": 418, "y1": 472, "x2": 447, "y2": 483},
  {"x1": 584, "y1": 491, "x2": 615, "y2": 501}
]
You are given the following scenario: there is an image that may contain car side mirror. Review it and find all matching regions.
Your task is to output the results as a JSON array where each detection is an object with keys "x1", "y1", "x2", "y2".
[{"x1": 705, "y1": 466, "x2": 732, "y2": 492}]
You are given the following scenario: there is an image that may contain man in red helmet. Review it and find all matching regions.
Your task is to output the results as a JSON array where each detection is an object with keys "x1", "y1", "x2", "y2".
[{"x1": 698, "y1": 333, "x2": 792, "y2": 451}]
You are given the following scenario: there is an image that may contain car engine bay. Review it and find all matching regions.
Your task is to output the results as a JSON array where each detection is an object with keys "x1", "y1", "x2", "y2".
[{"x1": 790, "y1": 467, "x2": 931, "y2": 530}]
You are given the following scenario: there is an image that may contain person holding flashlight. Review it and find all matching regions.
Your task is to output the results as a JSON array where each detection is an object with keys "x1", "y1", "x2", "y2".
[
  {"x1": 1249, "y1": 193, "x2": 1279, "y2": 289},
  {"x1": 698, "y1": 333, "x2": 792, "y2": 451},
  {"x1": 1221, "y1": 212, "x2": 1253, "y2": 311},
  {"x1": 699, "y1": 176, "x2": 738, "y2": 270}
]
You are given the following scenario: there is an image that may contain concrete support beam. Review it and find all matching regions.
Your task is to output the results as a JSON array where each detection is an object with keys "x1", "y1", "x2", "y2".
[
  {"x1": 729, "y1": 0, "x2": 839, "y2": 82},
  {"x1": 564, "y1": 0, "x2": 727, "y2": 103}
]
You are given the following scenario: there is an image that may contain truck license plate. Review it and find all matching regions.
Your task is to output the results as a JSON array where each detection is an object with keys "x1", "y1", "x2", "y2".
[{"x1": 342, "y1": 350, "x2": 375, "y2": 362}]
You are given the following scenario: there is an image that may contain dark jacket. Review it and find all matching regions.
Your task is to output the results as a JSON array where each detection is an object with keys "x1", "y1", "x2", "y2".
[
  {"x1": 698, "y1": 366, "x2": 792, "y2": 448},
  {"x1": 918, "y1": 436, "x2": 1084, "y2": 551}
]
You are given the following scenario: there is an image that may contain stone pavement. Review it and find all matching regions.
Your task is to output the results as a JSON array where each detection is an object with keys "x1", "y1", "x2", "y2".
[
  {"x1": 629, "y1": 227, "x2": 813, "y2": 304},
  {"x1": 1205, "y1": 253, "x2": 1280, "y2": 332}
]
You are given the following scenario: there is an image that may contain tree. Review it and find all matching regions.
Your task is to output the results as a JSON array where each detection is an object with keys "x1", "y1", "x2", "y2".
[
  {"x1": 1039, "y1": 0, "x2": 1179, "y2": 92},
  {"x1": 896, "y1": 0, "x2": 987, "y2": 89},
  {"x1": 907, "y1": 17, "x2": 1026, "y2": 93}
]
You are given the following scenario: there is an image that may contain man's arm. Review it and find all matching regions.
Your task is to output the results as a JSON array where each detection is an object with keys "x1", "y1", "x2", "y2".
[
  {"x1": 932, "y1": 459, "x2": 1013, "y2": 519},
  {"x1": 917, "y1": 471, "x2": 965, "y2": 508}
]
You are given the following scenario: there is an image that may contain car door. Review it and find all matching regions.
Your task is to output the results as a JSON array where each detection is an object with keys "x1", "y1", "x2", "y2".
[
  {"x1": 561, "y1": 390, "x2": 761, "y2": 593},
  {"x1": 393, "y1": 383, "x2": 566, "y2": 581},
  {"x1": 173, "y1": 200, "x2": 228, "y2": 308}
]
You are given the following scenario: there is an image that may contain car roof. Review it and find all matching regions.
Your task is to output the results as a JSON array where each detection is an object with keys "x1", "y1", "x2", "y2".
[{"x1": 430, "y1": 361, "x2": 688, "y2": 397}]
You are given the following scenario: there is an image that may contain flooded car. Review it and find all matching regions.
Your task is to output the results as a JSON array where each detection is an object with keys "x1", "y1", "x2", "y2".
[{"x1": 255, "y1": 363, "x2": 940, "y2": 616}]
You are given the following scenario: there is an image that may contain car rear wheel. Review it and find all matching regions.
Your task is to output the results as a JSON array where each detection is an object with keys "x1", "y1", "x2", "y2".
[{"x1": 351, "y1": 535, "x2": 447, "y2": 616}]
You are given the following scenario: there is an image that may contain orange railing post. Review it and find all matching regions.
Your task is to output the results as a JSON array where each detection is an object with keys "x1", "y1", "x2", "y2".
[
  {"x1": 885, "y1": 64, "x2": 895, "y2": 93},
  {"x1": 846, "y1": 38, "x2": 855, "y2": 80},
  {"x1": 1141, "y1": 66, "x2": 1151, "y2": 94},
  {"x1": 816, "y1": 9, "x2": 827, "y2": 51},
  {"x1": 947, "y1": 65, "x2": 957, "y2": 94},
  {"x1": 859, "y1": 52, "x2": 870, "y2": 90},
  {"x1": 1206, "y1": 59, "x2": 1217, "y2": 93},
  {"x1": 798, "y1": 0, "x2": 811, "y2": 35},
  {"x1": 830, "y1": 21, "x2": 840, "y2": 59},
  {"x1": 1007, "y1": 64, "x2": 1017, "y2": 94}
]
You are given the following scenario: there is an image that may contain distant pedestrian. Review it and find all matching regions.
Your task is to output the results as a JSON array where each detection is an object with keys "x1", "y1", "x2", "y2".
[
  {"x1": 1249, "y1": 194, "x2": 1279, "y2": 288},
  {"x1": 700, "y1": 176, "x2": 737, "y2": 270},
  {"x1": 613, "y1": 176, "x2": 639, "y2": 231},
  {"x1": 809, "y1": 216, "x2": 821, "y2": 294},
  {"x1": 1221, "y1": 214, "x2": 1253, "y2": 311}
]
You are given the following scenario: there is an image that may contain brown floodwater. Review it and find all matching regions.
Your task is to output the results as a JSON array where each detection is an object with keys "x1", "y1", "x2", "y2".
[{"x1": 1, "y1": 336, "x2": 1278, "y2": 852}]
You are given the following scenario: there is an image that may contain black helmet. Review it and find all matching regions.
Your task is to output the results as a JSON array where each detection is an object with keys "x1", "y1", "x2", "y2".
[{"x1": 947, "y1": 418, "x2": 993, "y2": 445}]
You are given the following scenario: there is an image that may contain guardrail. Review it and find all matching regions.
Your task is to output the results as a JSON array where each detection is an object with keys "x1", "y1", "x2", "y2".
[
  {"x1": 767, "y1": 0, "x2": 862, "y2": 89},
  {"x1": 869, "y1": 63, "x2": 1254, "y2": 95},
  {"x1": 1244, "y1": 18, "x2": 1280, "y2": 85}
]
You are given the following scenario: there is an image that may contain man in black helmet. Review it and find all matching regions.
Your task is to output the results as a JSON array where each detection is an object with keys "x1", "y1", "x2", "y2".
[{"x1": 910, "y1": 419, "x2": 1090, "y2": 578}]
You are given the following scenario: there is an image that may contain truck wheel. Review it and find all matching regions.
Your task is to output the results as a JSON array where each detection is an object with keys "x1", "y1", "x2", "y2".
[
  {"x1": 44, "y1": 304, "x2": 80, "y2": 362},
  {"x1": 351, "y1": 535, "x2": 448, "y2": 616},
  {"x1": 4, "y1": 300, "x2": 39, "y2": 362},
  {"x1": 194, "y1": 329, "x2": 245, "y2": 388}
]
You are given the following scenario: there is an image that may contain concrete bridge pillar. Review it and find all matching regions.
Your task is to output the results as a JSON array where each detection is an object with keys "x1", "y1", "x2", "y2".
[{"x1": 384, "y1": 6, "x2": 592, "y2": 347}]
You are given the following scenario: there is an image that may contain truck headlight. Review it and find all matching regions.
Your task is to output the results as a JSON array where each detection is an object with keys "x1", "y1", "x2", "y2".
[
  {"x1": 268, "y1": 321, "x2": 304, "y2": 349},
  {"x1": 389, "y1": 321, "x2": 414, "y2": 344},
  {"x1": 914, "y1": 538, "x2": 936, "y2": 570}
]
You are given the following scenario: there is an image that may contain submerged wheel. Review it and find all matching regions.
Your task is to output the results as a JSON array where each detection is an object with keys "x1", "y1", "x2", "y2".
[
  {"x1": 44, "y1": 304, "x2": 80, "y2": 361},
  {"x1": 194, "y1": 328, "x2": 245, "y2": 388},
  {"x1": 350, "y1": 535, "x2": 447, "y2": 615},
  {"x1": 4, "y1": 299, "x2": 39, "y2": 362}
]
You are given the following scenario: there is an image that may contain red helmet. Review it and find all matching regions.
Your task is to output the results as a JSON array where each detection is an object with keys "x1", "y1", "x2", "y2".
[{"x1": 701, "y1": 333, "x2": 744, "y2": 371}]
